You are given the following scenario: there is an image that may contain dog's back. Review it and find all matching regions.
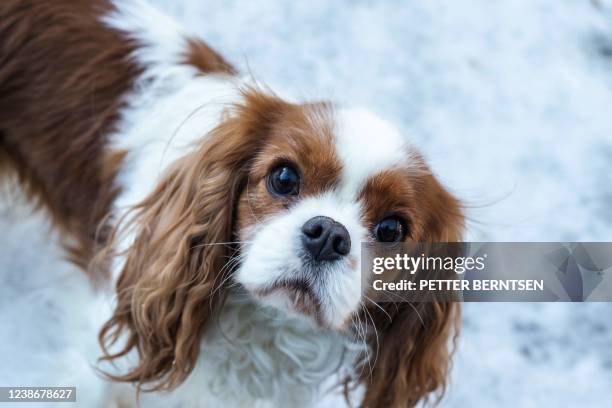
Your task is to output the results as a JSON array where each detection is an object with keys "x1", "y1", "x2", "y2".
[{"x1": 0, "y1": 0, "x2": 140, "y2": 268}]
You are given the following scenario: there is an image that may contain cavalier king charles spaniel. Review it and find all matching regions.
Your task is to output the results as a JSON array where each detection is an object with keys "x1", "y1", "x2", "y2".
[{"x1": 0, "y1": 0, "x2": 463, "y2": 406}]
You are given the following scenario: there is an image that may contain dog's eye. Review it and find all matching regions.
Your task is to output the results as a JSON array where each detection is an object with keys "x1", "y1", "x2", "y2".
[
  {"x1": 267, "y1": 164, "x2": 300, "y2": 196},
  {"x1": 375, "y1": 216, "x2": 407, "y2": 242}
]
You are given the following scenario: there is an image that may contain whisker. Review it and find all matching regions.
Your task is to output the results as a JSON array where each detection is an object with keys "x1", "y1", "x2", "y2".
[
  {"x1": 353, "y1": 312, "x2": 371, "y2": 381},
  {"x1": 160, "y1": 98, "x2": 233, "y2": 170},
  {"x1": 350, "y1": 316, "x2": 367, "y2": 380},
  {"x1": 371, "y1": 290, "x2": 424, "y2": 327},
  {"x1": 361, "y1": 302, "x2": 379, "y2": 369},
  {"x1": 407, "y1": 302, "x2": 425, "y2": 328},
  {"x1": 211, "y1": 260, "x2": 241, "y2": 296},
  {"x1": 190, "y1": 240, "x2": 252, "y2": 249},
  {"x1": 212, "y1": 254, "x2": 243, "y2": 288},
  {"x1": 206, "y1": 253, "x2": 246, "y2": 310},
  {"x1": 359, "y1": 304, "x2": 375, "y2": 380},
  {"x1": 363, "y1": 295, "x2": 392, "y2": 323}
]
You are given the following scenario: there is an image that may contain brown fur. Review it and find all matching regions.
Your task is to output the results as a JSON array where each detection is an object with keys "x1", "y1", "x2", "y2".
[
  {"x1": 0, "y1": 0, "x2": 139, "y2": 272},
  {"x1": 359, "y1": 301, "x2": 460, "y2": 408},
  {"x1": 359, "y1": 162, "x2": 464, "y2": 242},
  {"x1": 185, "y1": 38, "x2": 236, "y2": 75},
  {"x1": 236, "y1": 99, "x2": 342, "y2": 233}
]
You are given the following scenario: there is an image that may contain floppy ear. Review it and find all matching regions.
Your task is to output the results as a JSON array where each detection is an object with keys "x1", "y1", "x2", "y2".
[
  {"x1": 361, "y1": 172, "x2": 463, "y2": 407},
  {"x1": 362, "y1": 302, "x2": 460, "y2": 407},
  {"x1": 98, "y1": 89, "x2": 289, "y2": 391}
]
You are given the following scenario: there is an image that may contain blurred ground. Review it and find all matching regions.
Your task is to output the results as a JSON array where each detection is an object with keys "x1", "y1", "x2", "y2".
[{"x1": 2, "y1": 0, "x2": 612, "y2": 406}]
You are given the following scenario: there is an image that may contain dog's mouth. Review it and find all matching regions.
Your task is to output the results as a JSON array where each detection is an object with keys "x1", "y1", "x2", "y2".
[{"x1": 252, "y1": 278, "x2": 324, "y2": 325}]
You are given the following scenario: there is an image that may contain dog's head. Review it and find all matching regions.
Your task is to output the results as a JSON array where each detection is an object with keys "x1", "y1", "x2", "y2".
[{"x1": 100, "y1": 88, "x2": 463, "y2": 406}]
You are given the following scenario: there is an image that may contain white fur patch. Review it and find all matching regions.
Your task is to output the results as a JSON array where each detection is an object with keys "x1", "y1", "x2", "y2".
[
  {"x1": 334, "y1": 107, "x2": 408, "y2": 198},
  {"x1": 103, "y1": 0, "x2": 193, "y2": 73}
]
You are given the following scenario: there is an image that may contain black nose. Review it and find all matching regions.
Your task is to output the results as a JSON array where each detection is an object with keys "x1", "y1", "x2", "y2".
[{"x1": 301, "y1": 216, "x2": 351, "y2": 262}]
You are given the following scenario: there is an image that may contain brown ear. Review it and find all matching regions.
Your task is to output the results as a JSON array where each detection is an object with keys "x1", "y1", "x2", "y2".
[
  {"x1": 98, "y1": 88, "x2": 290, "y2": 391},
  {"x1": 361, "y1": 172, "x2": 463, "y2": 407},
  {"x1": 360, "y1": 302, "x2": 460, "y2": 407}
]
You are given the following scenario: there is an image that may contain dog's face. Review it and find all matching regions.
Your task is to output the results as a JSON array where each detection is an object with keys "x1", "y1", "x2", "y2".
[
  {"x1": 100, "y1": 88, "x2": 463, "y2": 406},
  {"x1": 233, "y1": 101, "x2": 459, "y2": 329}
]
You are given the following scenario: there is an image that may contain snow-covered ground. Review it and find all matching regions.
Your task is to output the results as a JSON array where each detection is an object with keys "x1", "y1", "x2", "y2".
[{"x1": 2, "y1": 0, "x2": 612, "y2": 406}]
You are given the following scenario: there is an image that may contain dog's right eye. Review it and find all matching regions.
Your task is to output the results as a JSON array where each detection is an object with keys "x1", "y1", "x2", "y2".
[{"x1": 267, "y1": 164, "x2": 300, "y2": 196}]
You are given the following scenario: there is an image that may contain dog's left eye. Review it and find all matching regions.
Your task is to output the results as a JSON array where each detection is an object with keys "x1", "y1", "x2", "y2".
[
  {"x1": 375, "y1": 216, "x2": 407, "y2": 242},
  {"x1": 267, "y1": 164, "x2": 300, "y2": 196}
]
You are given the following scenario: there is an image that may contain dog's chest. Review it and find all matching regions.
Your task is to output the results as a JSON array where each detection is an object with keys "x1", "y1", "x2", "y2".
[{"x1": 129, "y1": 295, "x2": 353, "y2": 407}]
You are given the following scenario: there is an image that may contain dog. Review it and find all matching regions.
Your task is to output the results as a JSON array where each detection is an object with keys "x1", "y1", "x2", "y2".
[{"x1": 0, "y1": 0, "x2": 464, "y2": 406}]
